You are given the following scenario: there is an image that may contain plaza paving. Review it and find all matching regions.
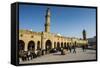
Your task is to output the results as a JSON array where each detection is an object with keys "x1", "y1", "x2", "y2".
[{"x1": 19, "y1": 48, "x2": 96, "y2": 64}]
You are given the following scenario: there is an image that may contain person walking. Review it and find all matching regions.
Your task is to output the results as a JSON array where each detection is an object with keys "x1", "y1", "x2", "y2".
[
  {"x1": 67, "y1": 44, "x2": 72, "y2": 53},
  {"x1": 82, "y1": 45, "x2": 86, "y2": 52},
  {"x1": 69, "y1": 46, "x2": 72, "y2": 53},
  {"x1": 72, "y1": 45, "x2": 76, "y2": 53}
]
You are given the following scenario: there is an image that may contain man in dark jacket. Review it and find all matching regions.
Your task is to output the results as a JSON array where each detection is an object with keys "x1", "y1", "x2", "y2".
[{"x1": 72, "y1": 45, "x2": 76, "y2": 53}]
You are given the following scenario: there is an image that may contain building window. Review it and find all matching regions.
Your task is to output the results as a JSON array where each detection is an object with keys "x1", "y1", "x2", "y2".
[{"x1": 31, "y1": 35, "x2": 34, "y2": 38}]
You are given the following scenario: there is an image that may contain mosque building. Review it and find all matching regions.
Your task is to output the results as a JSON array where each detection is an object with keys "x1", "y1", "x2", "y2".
[{"x1": 19, "y1": 8, "x2": 88, "y2": 54}]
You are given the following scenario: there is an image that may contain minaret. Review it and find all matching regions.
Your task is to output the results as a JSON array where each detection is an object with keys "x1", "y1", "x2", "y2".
[
  {"x1": 45, "y1": 8, "x2": 50, "y2": 33},
  {"x1": 83, "y1": 29, "x2": 86, "y2": 40}
]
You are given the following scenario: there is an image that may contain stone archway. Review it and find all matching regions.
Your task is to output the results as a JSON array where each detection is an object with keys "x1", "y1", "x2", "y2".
[
  {"x1": 67, "y1": 43, "x2": 69, "y2": 48},
  {"x1": 19, "y1": 40, "x2": 25, "y2": 51},
  {"x1": 28, "y1": 41, "x2": 35, "y2": 51},
  {"x1": 54, "y1": 42, "x2": 56, "y2": 48},
  {"x1": 61, "y1": 42, "x2": 63, "y2": 48},
  {"x1": 75, "y1": 41, "x2": 77, "y2": 46},
  {"x1": 57, "y1": 42, "x2": 60, "y2": 50},
  {"x1": 37, "y1": 41, "x2": 40, "y2": 50},
  {"x1": 45, "y1": 40, "x2": 52, "y2": 53},
  {"x1": 64, "y1": 42, "x2": 66, "y2": 48}
]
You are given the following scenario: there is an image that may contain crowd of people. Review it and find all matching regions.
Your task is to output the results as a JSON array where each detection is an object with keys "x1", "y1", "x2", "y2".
[
  {"x1": 19, "y1": 49, "x2": 42, "y2": 61},
  {"x1": 62, "y1": 44, "x2": 87, "y2": 54}
]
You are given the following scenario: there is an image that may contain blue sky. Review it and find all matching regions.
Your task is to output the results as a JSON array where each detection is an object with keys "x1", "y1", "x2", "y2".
[{"x1": 19, "y1": 4, "x2": 96, "y2": 38}]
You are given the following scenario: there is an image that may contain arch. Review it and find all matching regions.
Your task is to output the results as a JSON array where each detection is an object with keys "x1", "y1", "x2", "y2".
[
  {"x1": 45, "y1": 40, "x2": 52, "y2": 52},
  {"x1": 54, "y1": 42, "x2": 56, "y2": 48},
  {"x1": 67, "y1": 42, "x2": 69, "y2": 47},
  {"x1": 75, "y1": 41, "x2": 76, "y2": 44},
  {"x1": 37, "y1": 41, "x2": 40, "y2": 50},
  {"x1": 57, "y1": 42, "x2": 60, "y2": 49},
  {"x1": 67, "y1": 43, "x2": 69, "y2": 45},
  {"x1": 64, "y1": 42, "x2": 66, "y2": 48},
  {"x1": 69, "y1": 42, "x2": 71, "y2": 46},
  {"x1": 19, "y1": 40, "x2": 25, "y2": 51},
  {"x1": 61, "y1": 42, "x2": 63, "y2": 48},
  {"x1": 75, "y1": 41, "x2": 77, "y2": 46},
  {"x1": 28, "y1": 41, "x2": 35, "y2": 51}
]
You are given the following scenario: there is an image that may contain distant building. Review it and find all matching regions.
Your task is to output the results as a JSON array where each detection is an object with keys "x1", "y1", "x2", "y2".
[
  {"x1": 88, "y1": 36, "x2": 96, "y2": 49},
  {"x1": 19, "y1": 8, "x2": 88, "y2": 54}
]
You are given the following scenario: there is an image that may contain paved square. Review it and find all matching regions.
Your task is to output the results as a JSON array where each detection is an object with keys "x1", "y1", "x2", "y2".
[{"x1": 19, "y1": 48, "x2": 96, "y2": 64}]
